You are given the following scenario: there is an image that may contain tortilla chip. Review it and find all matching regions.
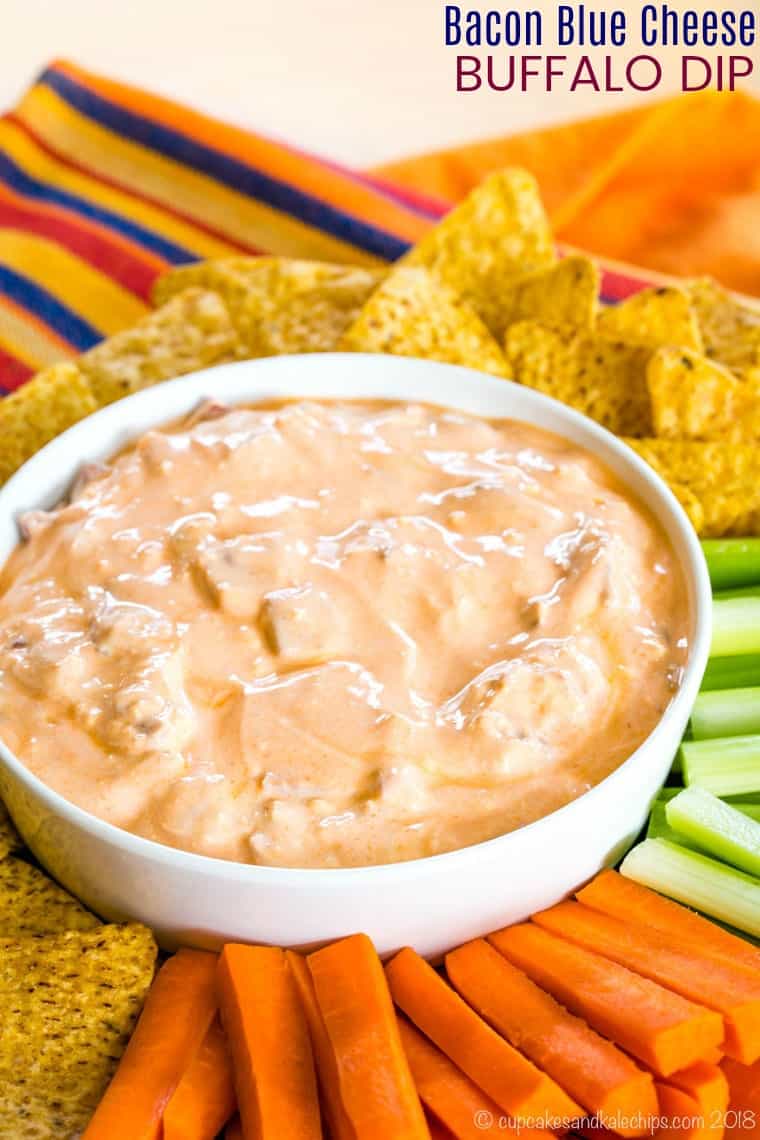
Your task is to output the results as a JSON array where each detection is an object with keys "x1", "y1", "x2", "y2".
[
  {"x1": 0, "y1": 857, "x2": 100, "y2": 937},
  {"x1": 0, "y1": 363, "x2": 97, "y2": 487},
  {"x1": 689, "y1": 278, "x2": 760, "y2": 372},
  {"x1": 505, "y1": 320, "x2": 652, "y2": 436},
  {"x1": 627, "y1": 438, "x2": 760, "y2": 536},
  {"x1": 401, "y1": 169, "x2": 556, "y2": 337},
  {"x1": 648, "y1": 346, "x2": 760, "y2": 441},
  {"x1": 152, "y1": 258, "x2": 384, "y2": 356},
  {"x1": 0, "y1": 924, "x2": 156, "y2": 1138},
  {"x1": 339, "y1": 267, "x2": 508, "y2": 376},
  {"x1": 597, "y1": 287, "x2": 703, "y2": 351},
  {"x1": 0, "y1": 804, "x2": 22, "y2": 861},
  {"x1": 500, "y1": 255, "x2": 599, "y2": 334},
  {"x1": 81, "y1": 288, "x2": 239, "y2": 406}
]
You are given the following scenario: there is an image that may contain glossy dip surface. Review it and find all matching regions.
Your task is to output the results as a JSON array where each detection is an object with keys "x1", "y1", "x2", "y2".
[{"x1": 0, "y1": 399, "x2": 688, "y2": 868}]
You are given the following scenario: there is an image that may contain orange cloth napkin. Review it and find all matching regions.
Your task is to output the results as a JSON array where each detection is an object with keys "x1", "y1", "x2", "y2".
[{"x1": 374, "y1": 90, "x2": 760, "y2": 295}]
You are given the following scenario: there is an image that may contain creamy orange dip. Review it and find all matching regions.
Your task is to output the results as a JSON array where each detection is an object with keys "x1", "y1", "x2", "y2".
[{"x1": 0, "y1": 399, "x2": 688, "y2": 868}]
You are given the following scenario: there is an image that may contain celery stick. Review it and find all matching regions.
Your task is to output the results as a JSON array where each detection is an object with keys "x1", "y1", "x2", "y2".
[
  {"x1": 702, "y1": 538, "x2": 760, "y2": 591},
  {"x1": 620, "y1": 838, "x2": 760, "y2": 939},
  {"x1": 666, "y1": 786, "x2": 760, "y2": 878},
  {"x1": 681, "y1": 735, "x2": 760, "y2": 796},
  {"x1": 647, "y1": 800, "x2": 698, "y2": 849},
  {"x1": 701, "y1": 654, "x2": 760, "y2": 692},
  {"x1": 715, "y1": 586, "x2": 760, "y2": 601},
  {"x1": 711, "y1": 598, "x2": 760, "y2": 657},
  {"x1": 690, "y1": 687, "x2": 760, "y2": 740}
]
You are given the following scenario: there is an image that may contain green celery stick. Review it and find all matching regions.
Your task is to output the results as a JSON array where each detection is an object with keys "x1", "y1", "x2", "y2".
[
  {"x1": 715, "y1": 586, "x2": 760, "y2": 601},
  {"x1": 701, "y1": 655, "x2": 760, "y2": 692},
  {"x1": 647, "y1": 799, "x2": 698, "y2": 849},
  {"x1": 711, "y1": 598, "x2": 760, "y2": 657},
  {"x1": 681, "y1": 735, "x2": 760, "y2": 796},
  {"x1": 702, "y1": 538, "x2": 760, "y2": 591},
  {"x1": 620, "y1": 838, "x2": 760, "y2": 939},
  {"x1": 691, "y1": 687, "x2": 760, "y2": 740},
  {"x1": 666, "y1": 786, "x2": 760, "y2": 877}
]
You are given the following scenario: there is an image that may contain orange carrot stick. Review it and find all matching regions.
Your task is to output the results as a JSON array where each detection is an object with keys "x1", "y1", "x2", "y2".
[
  {"x1": 225, "y1": 1117, "x2": 243, "y2": 1140},
  {"x1": 721, "y1": 1058, "x2": 760, "y2": 1139},
  {"x1": 217, "y1": 944, "x2": 322, "y2": 1140},
  {"x1": 533, "y1": 903, "x2": 760, "y2": 1065},
  {"x1": 399, "y1": 1016, "x2": 555, "y2": 1140},
  {"x1": 162, "y1": 1016, "x2": 237, "y2": 1140},
  {"x1": 307, "y1": 933, "x2": 429, "y2": 1140},
  {"x1": 656, "y1": 1083, "x2": 705, "y2": 1140},
  {"x1": 385, "y1": 946, "x2": 583, "y2": 1128},
  {"x1": 446, "y1": 938, "x2": 657, "y2": 1137},
  {"x1": 490, "y1": 923, "x2": 724, "y2": 1078},
  {"x1": 578, "y1": 872, "x2": 760, "y2": 976},
  {"x1": 666, "y1": 1063, "x2": 728, "y2": 1140},
  {"x1": 82, "y1": 948, "x2": 218, "y2": 1140},
  {"x1": 286, "y1": 950, "x2": 356, "y2": 1140}
]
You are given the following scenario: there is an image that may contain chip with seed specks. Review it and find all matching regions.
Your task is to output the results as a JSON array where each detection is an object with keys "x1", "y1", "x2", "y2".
[
  {"x1": 339, "y1": 266, "x2": 509, "y2": 376},
  {"x1": 500, "y1": 255, "x2": 599, "y2": 334},
  {"x1": 80, "y1": 288, "x2": 239, "y2": 407},
  {"x1": 626, "y1": 438, "x2": 760, "y2": 536},
  {"x1": 648, "y1": 346, "x2": 760, "y2": 441},
  {"x1": 0, "y1": 804, "x2": 22, "y2": 861},
  {"x1": 689, "y1": 278, "x2": 760, "y2": 372},
  {"x1": 401, "y1": 169, "x2": 556, "y2": 337},
  {"x1": 0, "y1": 363, "x2": 97, "y2": 488},
  {"x1": 152, "y1": 258, "x2": 385, "y2": 356},
  {"x1": 0, "y1": 924, "x2": 156, "y2": 1139},
  {"x1": 597, "y1": 286, "x2": 703, "y2": 352},
  {"x1": 505, "y1": 320, "x2": 653, "y2": 436},
  {"x1": 0, "y1": 857, "x2": 100, "y2": 937}
]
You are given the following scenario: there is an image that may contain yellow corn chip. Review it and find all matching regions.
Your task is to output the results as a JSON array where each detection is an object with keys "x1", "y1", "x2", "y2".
[
  {"x1": 505, "y1": 320, "x2": 652, "y2": 436},
  {"x1": 401, "y1": 169, "x2": 556, "y2": 337},
  {"x1": 500, "y1": 255, "x2": 599, "y2": 334},
  {"x1": 689, "y1": 277, "x2": 760, "y2": 372},
  {"x1": 81, "y1": 287, "x2": 239, "y2": 406},
  {"x1": 339, "y1": 267, "x2": 508, "y2": 376},
  {"x1": 0, "y1": 804, "x2": 22, "y2": 861},
  {"x1": 0, "y1": 856, "x2": 100, "y2": 937},
  {"x1": 0, "y1": 924, "x2": 156, "y2": 1139},
  {"x1": 648, "y1": 346, "x2": 760, "y2": 441},
  {"x1": 152, "y1": 258, "x2": 384, "y2": 356},
  {"x1": 597, "y1": 286, "x2": 703, "y2": 351},
  {"x1": 0, "y1": 363, "x2": 97, "y2": 487},
  {"x1": 627, "y1": 438, "x2": 760, "y2": 536}
]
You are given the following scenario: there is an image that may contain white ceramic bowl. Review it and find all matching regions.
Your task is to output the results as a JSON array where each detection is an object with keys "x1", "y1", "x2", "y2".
[{"x1": 0, "y1": 354, "x2": 711, "y2": 955}]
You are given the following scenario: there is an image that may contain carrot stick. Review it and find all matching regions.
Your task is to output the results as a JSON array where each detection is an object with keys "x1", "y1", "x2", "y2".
[
  {"x1": 307, "y1": 933, "x2": 429, "y2": 1140},
  {"x1": 721, "y1": 1058, "x2": 760, "y2": 1139},
  {"x1": 398, "y1": 1016, "x2": 555, "y2": 1140},
  {"x1": 385, "y1": 946, "x2": 583, "y2": 1128},
  {"x1": 425, "y1": 1112, "x2": 457, "y2": 1140},
  {"x1": 666, "y1": 1063, "x2": 728, "y2": 1140},
  {"x1": 82, "y1": 948, "x2": 218, "y2": 1140},
  {"x1": 656, "y1": 1083, "x2": 705, "y2": 1140},
  {"x1": 490, "y1": 924, "x2": 724, "y2": 1078},
  {"x1": 162, "y1": 1016, "x2": 237, "y2": 1140},
  {"x1": 217, "y1": 944, "x2": 322, "y2": 1140},
  {"x1": 286, "y1": 950, "x2": 356, "y2": 1140},
  {"x1": 445, "y1": 938, "x2": 657, "y2": 1137},
  {"x1": 533, "y1": 902, "x2": 760, "y2": 1065},
  {"x1": 578, "y1": 871, "x2": 760, "y2": 975},
  {"x1": 225, "y1": 1117, "x2": 243, "y2": 1140}
]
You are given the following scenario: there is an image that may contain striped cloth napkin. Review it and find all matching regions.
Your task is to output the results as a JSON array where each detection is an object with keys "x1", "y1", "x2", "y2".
[{"x1": 0, "y1": 59, "x2": 653, "y2": 394}]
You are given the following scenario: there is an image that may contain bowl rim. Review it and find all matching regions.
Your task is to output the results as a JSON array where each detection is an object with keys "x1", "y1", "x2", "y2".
[{"x1": 0, "y1": 352, "x2": 712, "y2": 885}]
